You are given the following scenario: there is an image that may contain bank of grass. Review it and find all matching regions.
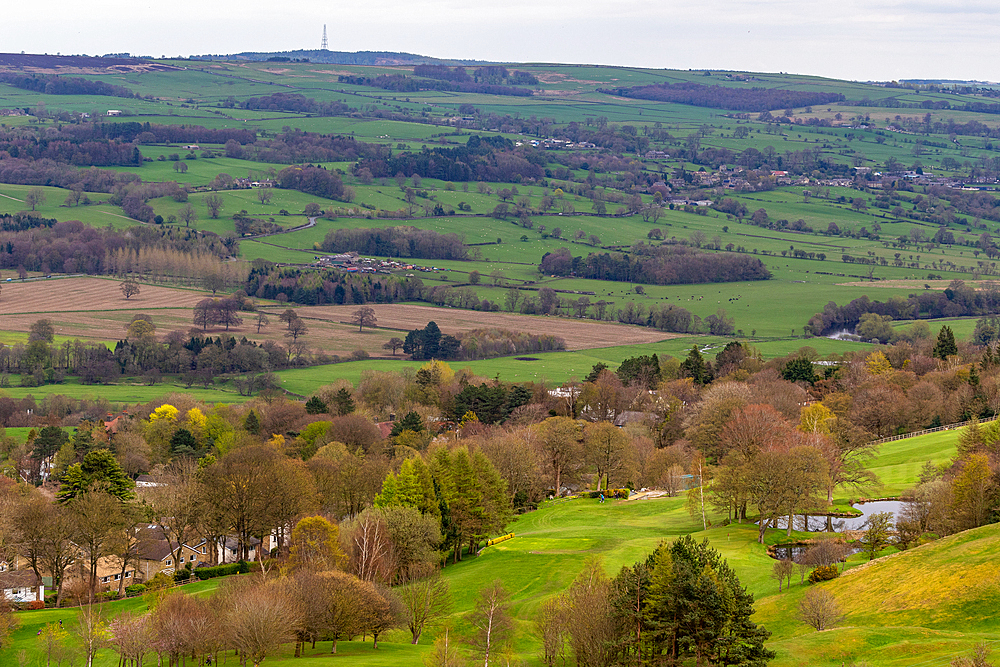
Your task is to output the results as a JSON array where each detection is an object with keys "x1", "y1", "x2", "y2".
[
  {"x1": 867, "y1": 428, "x2": 962, "y2": 498},
  {"x1": 0, "y1": 377, "x2": 251, "y2": 404},
  {"x1": 756, "y1": 522, "x2": 1000, "y2": 667}
]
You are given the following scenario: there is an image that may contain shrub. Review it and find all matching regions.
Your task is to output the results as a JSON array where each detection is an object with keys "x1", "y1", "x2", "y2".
[
  {"x1": 145, "y1": 572, "x2": 172, "y2": 590},
  {"x1": 193, "y1": 561, "x2": 250, "y2": 580},
  {"x1": 124, "y1": 584, "x2": 147, "y2": 596},
  {"x1": 808, "y1": 565, "x2": 840, "y2": 583},
  {"x1": 173, "y1": 569, "x2": 191, "y2": 582},
  {"x1": 585, "y1": 488, "x2": 631, "y2": 499},
  {"x1": 26, "y1": 600, "x2": 45, "y2": 610}
]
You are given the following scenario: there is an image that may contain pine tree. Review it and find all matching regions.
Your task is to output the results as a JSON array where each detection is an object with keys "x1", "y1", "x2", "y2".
[
  {"x1": 305, "y1": 396, "x2": 328, "y2": 414},
  {"x1": 56, "y1": 449, "x2": 134, "y2": 503},
  {"x1": 244, "y1": 409, "x2": 261, "y2": 435},
  {"x1": 680, "y1": 345, "x2": 712, "y2": 384},
  {"x1": 333, "y1": 388, "x2": 355, "y2": 416},
  {"x1": 933, "y1": 325, "x2": 958, "y2": 360},
  {"x1": 391, "y1": 411, "x2": 425, "y2": 438}
]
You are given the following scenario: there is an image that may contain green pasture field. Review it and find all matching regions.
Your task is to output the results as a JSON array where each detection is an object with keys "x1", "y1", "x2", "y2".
[
  {"x1": 274, "y1": 334, "x2": 874, "y2": 395},
  {"x1": 867, "y1": 428, "x2": 962, "y2": 498},
  {"x1": 0, "y1": 378, "x2": 251, "y2": 405},
  {"x1": 892, "y1": 316, "x2": 982, "y2": 342},
  {"x1": 2, "y1": 426, "x2": 34, "y2": 443}
]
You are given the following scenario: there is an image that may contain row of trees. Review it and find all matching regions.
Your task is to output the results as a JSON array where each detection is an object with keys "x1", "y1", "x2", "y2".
[
  {"x1": 602, "y1": 80, "x2": 844, "y2": 112},
  {"x1": 539, "y1": 244, "x2": 772, "y2": 286},
  {"x1": 321, "y1": 226, "x2": 470, "y2": 260},
  {"x1": 806, "y1": 280, "x2": 1000, "y2": 336}
]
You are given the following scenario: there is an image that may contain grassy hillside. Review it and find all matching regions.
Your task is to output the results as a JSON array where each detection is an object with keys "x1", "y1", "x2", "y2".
[
  {"x1": 5, "y1": 421, "x2": 983, "y2": 666},
  {"x1": 757, "y1": 523, "x2": 1000, "y2": 667}
]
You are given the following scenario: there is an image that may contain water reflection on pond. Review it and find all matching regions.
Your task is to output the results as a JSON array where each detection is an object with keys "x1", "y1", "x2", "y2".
[
  {"x1": 770, "y1": 543, "x2": 861, "y2": 561},
  {"x1": 763, "y1": 500, "x2": 904, "y2": 532}
]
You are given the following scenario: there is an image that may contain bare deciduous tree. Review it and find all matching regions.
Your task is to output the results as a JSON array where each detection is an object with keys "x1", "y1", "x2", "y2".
[
  {"x1": 351, "y1": 306, "x2": 377, "y2": 332},
  {"x1": 398, "y1": 567, "x2": 452, "y2": 644},
  {"x1": 255, "y1": 311, "x2": 270, "y2": 333},
  {"x1": 465, "y1": 580, "x2": 514, "y2": 667},
  {"x1": 771, "y1": 559, "x2": 794, "y2": 592},
  {"x1": 205, "y1": 194, "x2": 224, "y2": 219},
  {"x1": 217, "y1": 579, "x2": 301, "y2": 667},
  {"x1": 24, "y1": 187, "x2": 46, "y2": 211},
  {"x1": 798, "y1": 588, "x2": 843, "y2": 631},
  {"x1": 120, "y1": 279, "x2": 140, "y2": 300}
]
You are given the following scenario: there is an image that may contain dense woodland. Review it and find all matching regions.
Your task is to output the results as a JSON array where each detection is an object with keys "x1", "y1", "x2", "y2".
[
  {"x1": 539, "y1": 245, "x2": 773, "y2": 285},
  {"x1": 601, "y1": 82, "x2": 845, "y2": 112},
  {"x1": 0, "y1": 73, "x2": 137, "y2": 99},
  {"x1": 321, "y1": 226, "x2": 469, "y2": 260}
]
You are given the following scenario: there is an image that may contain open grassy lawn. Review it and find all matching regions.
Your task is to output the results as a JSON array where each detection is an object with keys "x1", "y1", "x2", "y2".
[
  {"x1": 0, "y1": 378, "x2": 251, "y2": 404},
  {"x1": 868, "y1": 429, "x2": 964, "y2": 498}
]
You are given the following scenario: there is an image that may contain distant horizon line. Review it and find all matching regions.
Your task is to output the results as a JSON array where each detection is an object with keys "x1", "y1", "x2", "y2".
[{"x1": 1, "y1": 50, "x2": 995, "y2": 86}]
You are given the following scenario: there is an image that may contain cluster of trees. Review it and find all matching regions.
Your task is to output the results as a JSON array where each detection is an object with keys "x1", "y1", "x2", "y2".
[
  {"x1": 0, "y1": 310, "x2": 314, "y2": 392},
  {"x1": 412, "y1": 65, "x2": 538, "y2": 86},
  {"x1": 0, "y1": 72, "x2": 137, "y2": 98},
  {"x1": 805, "y1": 280, "x2": 1000, "y2": 336},
  {"x1": 245, "y1": 264, "x2": 426, "y2": 305},
  {"x1": 453, "y1": 327, "x2": 566, "y2": 361},
  {"x1": 240, "y1": 92, "x2": 350, "y2": 116},
  {"x1": 354, "y1": 134, "x2": 545, "y2": 183},
  {"x1": 247, "y1": 131, "x2": 388, "y2": 165},
  {"x1": 321, "y1": 226, "x2": 469, "y2": 260},
  {"x1": 275, "y1": 164, "x2": 346, "y2": 200},
  {"x1": 601, "y1": 81, "x2": 844, "y2": 112},
  {"x1": 338, "y1": 74, "x2": 534, "y2": 97},
  {"x1": 403, "y1": 322, "x2": 461, "y2": 360},
  {"x1": 82, "y1": 122, "x2": 255, "y2": 146},
  {"x1": 0, "y1": 218, "x2": 239, "y2": 279},
  {"x1": 0, "y1": 158, "x2": 135, "y2": 190},
  {"x1": 538, "y1": 539, "x2": 772, "y2": 667},
  {"x1": 539, "y1": 244, "x2": 772, "y2": 286},
  {"x1": 0, "y1": 135, "x2": 142, "y2": 167},
  {"x1": 398, "y1": 322, "x2": 564, "y2": 364}
]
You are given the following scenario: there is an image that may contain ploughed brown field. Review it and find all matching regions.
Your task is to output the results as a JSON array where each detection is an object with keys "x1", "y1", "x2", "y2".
[
  {"x1": 0, "y1": 277, "x2": 679, "y2": 355},
  {"x1": 267, "y1": 303, "x2": 680, "y2": 351},
  {"x1": 0, "y1": 277, "x2": 211, "y2": 314}
]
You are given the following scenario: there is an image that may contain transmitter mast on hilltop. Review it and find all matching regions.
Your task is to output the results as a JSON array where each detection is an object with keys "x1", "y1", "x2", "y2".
[{"x1": 321, "y1": 25, "x2": 328, "y2": 50}]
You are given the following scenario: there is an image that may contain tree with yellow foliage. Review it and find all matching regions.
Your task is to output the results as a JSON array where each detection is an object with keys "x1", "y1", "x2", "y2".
[
  {"x1": 149, "y1": 404, "x2": 179, "y2": 423},
  {"x1": 798, "y1": 402, "x2": 835, "y2": 434},
  {"x1": 865, "y1": 351, "x2": 893, "y2": 376},
  {"x1": 287, "y1": 515, "x2": 345, "y2": 572}
]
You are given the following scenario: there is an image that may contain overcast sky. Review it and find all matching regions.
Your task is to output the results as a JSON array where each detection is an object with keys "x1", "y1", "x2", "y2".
[{"x1": 7, "y1": 0, "x2": 998, "y2": 82}]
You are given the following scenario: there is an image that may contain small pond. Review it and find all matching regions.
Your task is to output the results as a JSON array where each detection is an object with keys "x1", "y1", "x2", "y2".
[
  {"x1": 760, "y1": 500, "x2": 904, "y2": 533},
  {"x1": 770, "y1": 543, "x2": 861, "y2": 561}
]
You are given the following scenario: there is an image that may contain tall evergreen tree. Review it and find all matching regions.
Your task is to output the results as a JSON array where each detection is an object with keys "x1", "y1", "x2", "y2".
[
  {"x1": 611, "y1": 535, "x2": 774, "y2": 666},
  {"x1": 680, "y1": 345, "x2": 712, "y2": 385},
  {"x1": 933, "y1": 325, "x2": 958, "y2": 360},
  {"x1": 56, "y1": 449, "x2": 135, "y2": 503},
  {"x1": 333, "y1": 388, "x2": 355, "y2": 416}
]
